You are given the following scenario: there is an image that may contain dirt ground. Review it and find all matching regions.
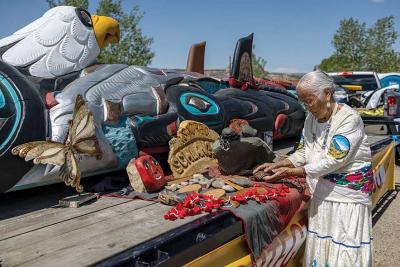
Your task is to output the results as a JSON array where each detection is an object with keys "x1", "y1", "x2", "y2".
[{"x1": 373, "y1": 165, "x2": 400, "y2": 267}]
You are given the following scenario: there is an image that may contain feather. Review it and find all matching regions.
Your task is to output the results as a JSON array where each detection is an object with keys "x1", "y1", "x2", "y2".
[
  {"x1": 34, "y1": 19, "x2": 69, "y2": 47},
  {"x1": 60, "y1": 33, "x2": 84, "y2": 62},
  {"x1": 0, "y1": 6, "x2": 100, "y2": 78},
  {"x1": 45, "y1": 43, "x2": 76, "y2": 77},
  {"x1": 70, "y1": 17, "x2": 90, "y2": 44},
  {"x1": 2, "y1": 34, "x2": 49, "y2": 67}
]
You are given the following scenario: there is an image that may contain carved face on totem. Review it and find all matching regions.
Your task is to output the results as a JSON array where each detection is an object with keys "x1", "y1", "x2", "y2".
[
  {"x1": 135, "y1": 155, "x2": 166, "y2": 192},
  {"x1": 238, "y1": 52, "x2": 252, "y2": 82}
]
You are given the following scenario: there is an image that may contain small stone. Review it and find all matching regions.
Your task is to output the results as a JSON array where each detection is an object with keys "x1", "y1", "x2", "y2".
[
  {"x1": 212, "y1": 180, "x2": 225, "y2": 189},
  {"x1": 193, "y1": 174, "x2": 206, "y2": 180},
  {"x1": 198, "y1": 178, "x2": 209, "y2": 185},
  {"x1": 178, "y1": 184, "x2": 202, "y2": 194},
  {"x1": 205, "y1": 178, "x2": 215, "y2": 189},
  {"x1": 180, "y1": 181, "x2": 189, "y2": 186},
  {"x1": 165, "y1": 184, "x2": 179, "y2": 192},
  {"x1": 222, "y1": 185, "x2": 235, "y2": 192},
  {"x1": 230, "y1": 177, "x2": 253, "y2": 187}
]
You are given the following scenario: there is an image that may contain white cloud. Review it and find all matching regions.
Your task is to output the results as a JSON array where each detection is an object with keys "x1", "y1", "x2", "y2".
[
  {"x1": 273, "y1": 67, "x2": 302, "y2": 73},
  {"x1": 370, "y1": 0, "x2": 384, "y2": 3}
]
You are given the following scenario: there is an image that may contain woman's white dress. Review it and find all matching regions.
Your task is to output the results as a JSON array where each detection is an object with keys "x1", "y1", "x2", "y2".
[{"x1": 288, "y1": 104, "x2": 373, "y2": 267}]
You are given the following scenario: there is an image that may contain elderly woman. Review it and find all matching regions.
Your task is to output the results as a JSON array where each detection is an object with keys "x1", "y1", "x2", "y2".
[{"x1": 254, "y1": 70, "x2": 373, "y2": 266}]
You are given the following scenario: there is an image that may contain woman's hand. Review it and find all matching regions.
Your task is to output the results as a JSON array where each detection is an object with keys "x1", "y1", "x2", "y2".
[
  {"x1": 253, "y1": 162, "x2": 280, "y2": 174},
  {"x1": 253, "y1": 159, "x2": 294, "y2": 174},
  {"x1": 261, "y1": 167, "x2": 306, "y2": 183},
  {"x1": 261, "y1": 167, "x2": 290, "y2": 182}
]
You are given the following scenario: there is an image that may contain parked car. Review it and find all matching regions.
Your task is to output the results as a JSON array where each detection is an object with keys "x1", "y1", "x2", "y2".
[{"x1": 378, "y1": 73, "x2": 400, "y2": 88}]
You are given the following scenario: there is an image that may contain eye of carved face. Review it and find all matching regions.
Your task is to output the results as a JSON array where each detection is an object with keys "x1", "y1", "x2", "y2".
[
  {"x1": 143, "y1": 160, "x2": 150, "y2": 170},
  {"x1": 187, "y1": 96, "x2": 211, "y2": 112},
  {"x1": 151, "y1": 158, "x2": 158, "y2": 165}
]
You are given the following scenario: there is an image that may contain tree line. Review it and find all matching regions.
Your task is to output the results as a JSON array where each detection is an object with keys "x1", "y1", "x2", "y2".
[{"x1": 319, "y1": 16, "x2": 400, "y2": 73}]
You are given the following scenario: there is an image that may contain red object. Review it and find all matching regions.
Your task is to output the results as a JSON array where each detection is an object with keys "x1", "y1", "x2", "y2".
[
  {"x1": 338, "y1": 71, "x2": 353, "y2": 76},
  {"x1": 271, "y1": 78, "x2": 293, "y2": 89},
  {"x1": 135, "y1": 155, "x2": 166, "y2": 192},
  {"x1": 228, "y1": 77, "x2": 258, "y2": 91},
  {"x1": 387, "y1": 96, "x2": 397, "y2": 116},
  {"x1": 229, "y1": 119, "x2": 250, "y2": 135},
  {"x1": 388, "y1": 96, "x2": 397, "y2": 105},
  {"x1": 163, "y1": 184, "x2": 291, "y2": 221},
  {"x1": 167, "y1": 121, "x2": 178, "y2": 136},
  {"x1": 45, "y1": 92, "x2": 59, "y2": 108},
  {"x1": 254, "y1": 77, "x2": 286, "y2": 90},
  {"x1": 273, "y1": 114, "x2": 288, "y2": 140}
]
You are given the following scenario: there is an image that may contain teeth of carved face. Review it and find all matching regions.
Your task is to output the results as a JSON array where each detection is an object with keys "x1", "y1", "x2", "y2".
[{"x1": 154, "y1": 171, "x2": 162, "y2": 180}]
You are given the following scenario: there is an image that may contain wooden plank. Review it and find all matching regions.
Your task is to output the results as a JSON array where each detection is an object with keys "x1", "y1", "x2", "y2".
[
  {"x1": 0, "y1": 202, "x2": 204, "y2": 267},
  {"x1": 0, "y1": 199, "x2": 153, "y2": 252},
  {"x1": 0, "y1": 197, "x2": 132, "y2": 241}
]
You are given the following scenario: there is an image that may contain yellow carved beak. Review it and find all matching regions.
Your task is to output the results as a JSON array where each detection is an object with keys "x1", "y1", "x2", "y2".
[{"x1": 91, "y1": 15, "x2": 120, "y2": 49}]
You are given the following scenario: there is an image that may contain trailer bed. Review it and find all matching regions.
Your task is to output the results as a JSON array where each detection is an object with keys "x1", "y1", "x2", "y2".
[{"x1": 0, "y1": 135, "x2": 392, "y2": 266}]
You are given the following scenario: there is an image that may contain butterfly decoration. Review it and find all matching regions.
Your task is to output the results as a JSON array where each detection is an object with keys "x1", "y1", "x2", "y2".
[{"x1": 12, "y1": 95, "x2": 102, "y2": 192}]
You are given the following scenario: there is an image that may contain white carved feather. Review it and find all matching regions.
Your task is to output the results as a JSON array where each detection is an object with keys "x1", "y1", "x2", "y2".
[{"x1": 0, "y1": 6, "x2": 100, "y2": 78}]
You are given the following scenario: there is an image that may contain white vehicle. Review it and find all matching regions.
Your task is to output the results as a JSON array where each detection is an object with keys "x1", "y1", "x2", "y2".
[{"x1": 327, "y1": 71, "x2": 382, "y2": 108}]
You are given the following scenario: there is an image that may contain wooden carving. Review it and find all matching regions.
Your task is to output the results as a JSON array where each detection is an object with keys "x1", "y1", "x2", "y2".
[
  {"x1": 168, "y1": 120, "x2": 219, "y2": 180},
  {"x1": 238, "y1": 52, "x2": 252, "y2": 81},
  {"x1": 12, "y1": 95, "x2": 102, "y2": 192}
]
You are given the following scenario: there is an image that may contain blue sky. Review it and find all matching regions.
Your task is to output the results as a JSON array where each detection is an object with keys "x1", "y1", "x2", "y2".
[{"x1": 0, "y1": 0, "x2": 399, "y2": 73}]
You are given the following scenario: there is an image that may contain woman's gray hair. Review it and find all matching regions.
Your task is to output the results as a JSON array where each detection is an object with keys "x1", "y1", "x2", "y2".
[{"x1": 296, "y1": 70, "x2": 336, "y2": 99}]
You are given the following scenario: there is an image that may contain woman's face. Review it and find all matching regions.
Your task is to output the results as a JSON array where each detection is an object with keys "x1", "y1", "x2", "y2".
[{"x1": 297, "y1": 87, "x2": 332, "y2": 121}]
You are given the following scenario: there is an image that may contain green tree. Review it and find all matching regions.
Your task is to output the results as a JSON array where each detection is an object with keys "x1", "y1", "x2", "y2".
[
  {"x1": 47, "y1": 0, "x2": 88, "y2": 9},
  {"x1": 251, "y1": 47, "x2": 268, "y2": 78},
  {"x1": 319, "y1": 54, "x2": 352, "y2": 72},
  {"x1": 365, "y1": 16, "x2": 400, "y2": 72},
  {"x1": 252, "y1": 54, "x2": 267, "y2": 78},
  {"x1": 46, "y1": 0, "x2": 154, "y2": 66},
  {"x1": 332, "y1": 18, "x2": 367, "y2": 70},
  {"x1": 319, "y1": 16, "x2": 400, "y2": 72}
]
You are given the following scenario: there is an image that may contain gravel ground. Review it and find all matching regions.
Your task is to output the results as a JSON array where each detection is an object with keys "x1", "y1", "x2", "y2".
[{"x1": 373, "y1": 165, "x2": 400, "y2": 267}]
